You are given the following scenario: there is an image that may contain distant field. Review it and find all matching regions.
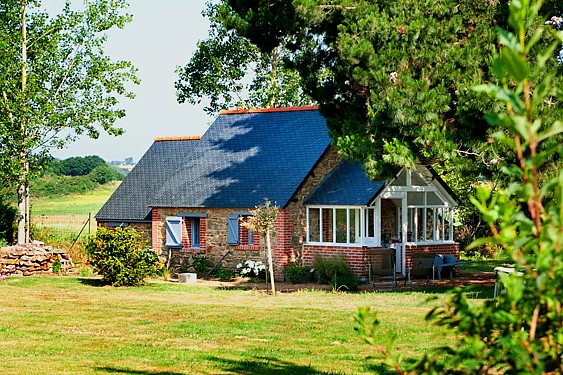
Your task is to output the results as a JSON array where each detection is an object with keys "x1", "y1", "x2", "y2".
[{"x1": 31, "y1": 181, "x2": 119, "y2": 217}]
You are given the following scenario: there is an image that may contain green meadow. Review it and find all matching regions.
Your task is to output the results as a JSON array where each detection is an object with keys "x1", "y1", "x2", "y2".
[{"x1": 30, "y1": 181, "x2": 119, "y2": 217}]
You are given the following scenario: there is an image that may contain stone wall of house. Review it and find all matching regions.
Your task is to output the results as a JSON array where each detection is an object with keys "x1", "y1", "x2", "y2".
[
  {"x1": 96, "y1": 222, "x2": 152, "y2": 244},
  {"x1": 129, "y1": 222, "x2": 152, "y2": 244},
  {"x1": 0, "y1": 243, "x2": 73, "y2": 276},
  {"x1": 284, "y1": 147, "x2": 342, "y2": 261}
]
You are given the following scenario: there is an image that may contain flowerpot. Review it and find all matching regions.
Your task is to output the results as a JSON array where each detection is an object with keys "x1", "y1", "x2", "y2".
[{"x1": 178, "y1": 272, "x2": 197, "y2": 283}]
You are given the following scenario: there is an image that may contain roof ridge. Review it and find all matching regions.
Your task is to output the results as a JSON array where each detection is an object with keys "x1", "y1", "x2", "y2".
[
  {"x1": 154, "y1": 136, "x2": 202, "y2": 142},
  {"x1": 219, "y1": 105, "x2": 319, "y2": 115}
]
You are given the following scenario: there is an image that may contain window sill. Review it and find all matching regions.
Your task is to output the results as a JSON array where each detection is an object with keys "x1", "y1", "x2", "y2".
[
  {"x1": 304, "y1": 242, "x2": 366, "y2": 248},
  {"x1": 235, "y1": 245, "x2": 260, "y2": 251}
]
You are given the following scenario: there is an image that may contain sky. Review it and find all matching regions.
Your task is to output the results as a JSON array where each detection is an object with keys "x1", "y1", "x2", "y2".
[{"x1": 48, "y1": 1, "x2": 213, "y2": 163}]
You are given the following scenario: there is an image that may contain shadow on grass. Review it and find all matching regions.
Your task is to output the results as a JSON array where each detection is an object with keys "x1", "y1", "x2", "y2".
[
  {"x1": 396, "y1": 284, "x2": 496, "y2": 299},
  {"x1": 78, "y1": 277, "x2": 108, "y2": 287},
  {"x1": 95, "y1": 367, "x2": 184, "y2": 375},
  {"x1": 365, "y1": 357, "x2": 419, "y2": 375},
  {"x1": 206, "y1": 355, "x2": 347, "y2": 374}
]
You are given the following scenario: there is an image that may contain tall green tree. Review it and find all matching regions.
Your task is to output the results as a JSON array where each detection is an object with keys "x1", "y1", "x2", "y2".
[
  {"x1": 0, "y1": 0, "x2": 138, "y2": 243},
  {"x1": 175, "y1": 2, "x2": 314, "y2": 116},
  {"x1": 356, "y1": 0, "x2": 563, "y2": 373}
]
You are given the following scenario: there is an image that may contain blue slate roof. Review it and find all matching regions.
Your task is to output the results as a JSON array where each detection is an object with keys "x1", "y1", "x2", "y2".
[
  {"x1": 304, "y1": 159, "x2": 386, "y2": 205},
  {"x1": 96, "y1": 107, "x2": 335, "y2": 221}
]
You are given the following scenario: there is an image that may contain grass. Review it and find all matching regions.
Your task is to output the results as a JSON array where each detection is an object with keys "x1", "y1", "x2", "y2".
[
  {"x1": 30, "y1": 181, "x2": 119, "y2": 216},
  {"x1": 0, "y1": 276, "x2": 492, "y2": 375}
]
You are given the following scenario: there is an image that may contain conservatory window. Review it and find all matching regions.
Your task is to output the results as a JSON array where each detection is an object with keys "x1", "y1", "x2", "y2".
[
  {"x1": 306, "y1": 207, "x2": 365, "y2": 245},
  {"x1": 406, "y1": 192, "x2": 453, "y2": 243}
]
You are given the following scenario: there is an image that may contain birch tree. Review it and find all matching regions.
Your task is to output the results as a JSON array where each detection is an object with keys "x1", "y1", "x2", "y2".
[
  {"x1": 242, "y1": 198, "x2": 279, "y2": 296},
  {"x1": 0, "y1": 0, "x2": 138, "y2": 243}
]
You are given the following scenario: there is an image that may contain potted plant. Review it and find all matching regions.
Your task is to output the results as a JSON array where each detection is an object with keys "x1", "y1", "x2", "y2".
[{"x1": 284, "y1": 262, "x2": 314, "y2": 284}]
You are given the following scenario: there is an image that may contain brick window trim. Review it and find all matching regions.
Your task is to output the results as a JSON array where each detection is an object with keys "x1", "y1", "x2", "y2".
[{"x1": 234, "y1": 245, "x2": 261, "y2": 251}]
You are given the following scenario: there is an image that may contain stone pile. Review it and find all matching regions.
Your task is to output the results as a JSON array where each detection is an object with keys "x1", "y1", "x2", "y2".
[{"x1": 0, "y1": 242, "x2": 73, "y2": 276}]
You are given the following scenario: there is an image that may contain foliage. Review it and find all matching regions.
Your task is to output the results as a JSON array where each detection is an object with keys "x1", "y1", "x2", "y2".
[
  {"x1": 313, "y1": 253, "x2": 358, "y2": 291},
  {"x1": 0, "y1": 194, "x2": 16, "y2": 245},
  {"x1": 219, "y1": 0, "x2": 561, "y2": 177},
  {"x1": 31, "y1": 175, "x2": 99, "y2": 198},
  {"x1": 216, "y1": 268, "x2": 234, "y2": 282},
  {"x1": 190, "y1": 254, "x2": 212, "y2": 276},
  {"x1": 87, "y1": 165, "x2": 123, "y2": 184},
  {"x1": 0, "y1": 0, "x2": 138, "y2": 242},
  {"x1": 52, "y1": 258, "x2": 62, "y2": 274},
  {"x1": 50, "y1": 156, "x2": 107, "y2": 177},
  {"x1": 236, "y1": 259, "x2": 266, "y2": 279},
  {"x1": 356, "y1": 1, "x2": 563, "y2": 373},
  {"x1": 175, "y1": 2, "x2": 313, "y2": 115},
  {"x1": 284, "y1": 262, "x2": 313, "y2": 284},
  {"x1": 86, "y1": 227, "x2": 161, "y2": 287}
]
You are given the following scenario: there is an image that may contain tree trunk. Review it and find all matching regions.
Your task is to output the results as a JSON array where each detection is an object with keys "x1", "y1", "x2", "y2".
[
  {"x1": 266, "y1": 230, "x2": 276, "y2": 295},
  {"x1": 16, "y1": 158, "x2": 30, "y2": 244},
  {"x1": 17, "y1": 2, "x2": 29, "y2": 244},
  {"x1": 17, "y1": 182, "x2": 26, "y2": 244}
]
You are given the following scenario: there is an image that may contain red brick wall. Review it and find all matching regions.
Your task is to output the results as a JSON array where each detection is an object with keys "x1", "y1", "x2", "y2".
[
  {"x1": 404, "y1": 243, "x2": 460, "y2": 268},
  {"x1": 272, "y1": 209, "x2": 295, "y2": 280},
  {"x1": 303, "y1": 245, "x2": 371, "y2": 278},
  {"x1": 303, "y1": 243, "x2": 460, "y2": 278}
]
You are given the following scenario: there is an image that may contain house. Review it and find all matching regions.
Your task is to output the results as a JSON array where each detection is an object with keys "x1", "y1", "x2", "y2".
[{"x1": 96, "y1": 106, "x2": 459, "y2": 280}]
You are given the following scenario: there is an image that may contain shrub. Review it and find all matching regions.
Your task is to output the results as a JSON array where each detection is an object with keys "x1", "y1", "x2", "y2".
[
  {"x1": 51, "y1": 155, "x2": 106, "y2": 176},
  {"x1": 86, "y1": 227, "x2": 162, "y2": 286},
  {"x1": 0, "y1": 200, "x2": 16, "y2": 245},
  {"x1": 31, "y1": 174, "x2": 98, "y2": 198},
  {"x1": 313, "y1": 253, "x2": 358, "y2": 291},
  {"x1": 284, "y1": 262, "x2": 313, "y2": 284},
  {"x1": 87, "y1": 165, "x2": 123, "y2": 184},
  {"x1": 191, "y1": 254, "x2": 212, "y2": 276},
  {"x1": 216, "y1": 269, "x2": 234, "y2": 281}
]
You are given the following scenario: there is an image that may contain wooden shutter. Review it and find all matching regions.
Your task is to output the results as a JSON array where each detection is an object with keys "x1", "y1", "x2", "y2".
[
  {"x1": 227, "y1": 214, "x2": 240, "y2": 245},
  {"x1": 165, "y1": 216, "x2": 183, "y2": 248}
]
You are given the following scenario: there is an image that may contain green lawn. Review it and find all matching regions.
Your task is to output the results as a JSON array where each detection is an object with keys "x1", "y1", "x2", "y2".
[{"x1": 0, "y1": 276, "x2": 489, "y2": 375}]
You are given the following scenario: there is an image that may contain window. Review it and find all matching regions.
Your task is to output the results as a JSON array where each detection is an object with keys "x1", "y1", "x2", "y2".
[
  {"x1": 191, "y1": 218, "x2": 201, "y2": 248},
  {"x1": 406, "y1": 192, "x2": 454, "y2": 242},
  {"x1": 227, "y1": 212, "x2": 257, "y2": 246},
  {"x1": 173, "y1": 213, "x2": 208, "y2": 249},
  {"x1": 306, "y1": 206, "x2": 364, "y2": 245}
]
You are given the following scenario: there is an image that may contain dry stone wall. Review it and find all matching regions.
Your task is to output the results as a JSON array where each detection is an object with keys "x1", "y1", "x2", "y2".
[{"x1": 0, "y1": 243, "x2": 73, "y2": 276}]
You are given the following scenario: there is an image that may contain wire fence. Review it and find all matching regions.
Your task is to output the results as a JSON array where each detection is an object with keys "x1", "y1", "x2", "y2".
[{"x1": 30, "y1": 213, "x2": 95, "y2": 261}]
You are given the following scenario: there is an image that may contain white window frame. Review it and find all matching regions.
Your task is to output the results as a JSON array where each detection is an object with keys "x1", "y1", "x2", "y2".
[{"x1": 305, "y1": 205, "x2": 380, "y2": 247}]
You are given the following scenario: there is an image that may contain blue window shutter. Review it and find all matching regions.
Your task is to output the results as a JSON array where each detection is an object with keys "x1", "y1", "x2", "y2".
[
  {"x1": 165, "y1": 216, "x2": 183, "y2": 248},
  {"x1": 227, "y1": 214, "x2": 240, "y2": 245}
]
